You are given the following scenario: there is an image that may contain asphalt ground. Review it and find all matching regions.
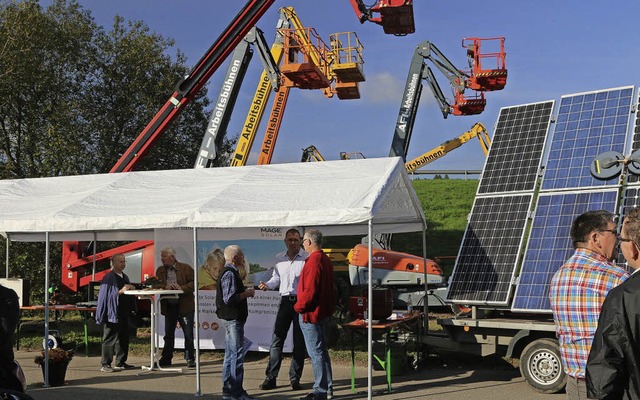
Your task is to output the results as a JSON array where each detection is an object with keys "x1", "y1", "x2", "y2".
[{"x1": 15, "y1": 350, "x2": 564, "y2": 400}]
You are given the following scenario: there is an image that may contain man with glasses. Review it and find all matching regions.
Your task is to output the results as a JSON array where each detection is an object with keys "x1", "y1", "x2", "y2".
[
  {"x1": 550, "y1": 210, "x2": 629, "y2": 399},
  {"x1": 295, "y1": 229, "x2": 334, "y2": 400},
  {"x1": 587, "y1": 208, "x2": 640, "y2": 399},
  {"x1": 258, "y1": 228, "x2": 308, "y2": 392}
]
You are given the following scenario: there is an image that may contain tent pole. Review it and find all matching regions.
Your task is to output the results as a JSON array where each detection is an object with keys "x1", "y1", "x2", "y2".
[
  {"x1": 193, "y1": 227, "x2": 202, "y2": 397},
  {"x1": 422, "y1": 225, "x2": 428, "y2": 331},
  {"x1": 91, "y1": 232, "x2": 97, "y2": 281},
  {"x1": 367, "y1": 220, "x2": 373, "y2": 400},
  {"x1": 44, "y1": 232, "x2": 50, "y2": 387},
  {"x1": 5, "y1": 235, "x2": 9, "y2": 278}
]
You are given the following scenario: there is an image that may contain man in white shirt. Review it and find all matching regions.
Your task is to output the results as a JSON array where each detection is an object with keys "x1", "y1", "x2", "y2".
[{"x1": 258, "y1": 228, "x2": 308, "y2": 391}]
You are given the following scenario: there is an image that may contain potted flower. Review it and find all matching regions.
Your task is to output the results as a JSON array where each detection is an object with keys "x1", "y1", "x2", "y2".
[
  {"x1": 144, "y1": 275, "x2": 162, "y2": 289},
  {"x1": 34, "y1": 347, "x2": 74, "y2": 386}
]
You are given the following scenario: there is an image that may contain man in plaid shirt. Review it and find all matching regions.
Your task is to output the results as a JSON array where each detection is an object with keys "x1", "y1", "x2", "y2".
[{"x1": 550, "y1": 210, "x2": 629, "y2": 399}]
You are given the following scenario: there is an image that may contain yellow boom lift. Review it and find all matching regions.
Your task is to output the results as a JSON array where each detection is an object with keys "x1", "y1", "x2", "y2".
[{"x1": 404, "y1": 122, "x2": 491, "y2": 173}]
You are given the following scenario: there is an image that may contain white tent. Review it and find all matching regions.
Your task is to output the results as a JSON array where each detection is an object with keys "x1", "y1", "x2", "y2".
[{"x1": 1, "y1": 157, "x2": 426, "y2": 398}]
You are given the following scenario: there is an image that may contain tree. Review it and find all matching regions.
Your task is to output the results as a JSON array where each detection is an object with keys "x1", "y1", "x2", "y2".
[{"x1": 0, "y1": 0, "x2": 235, "y2": 302}]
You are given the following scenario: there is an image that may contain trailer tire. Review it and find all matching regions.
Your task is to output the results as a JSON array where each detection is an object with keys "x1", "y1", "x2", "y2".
[{"x1": 520, "y1": 338, "x2": 565, "y2": 394}]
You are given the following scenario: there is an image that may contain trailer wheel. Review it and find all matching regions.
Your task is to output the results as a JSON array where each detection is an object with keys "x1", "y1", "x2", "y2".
[{"x1": 520, "y1": 338, "x2": 565, "y2": 394}]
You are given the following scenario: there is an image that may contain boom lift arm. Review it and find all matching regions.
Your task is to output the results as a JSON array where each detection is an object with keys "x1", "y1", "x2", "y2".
[
  {"x1": 301, "y1": 145, "x2": 326, "y2": 162},
  {"x1": 110, "y1": 0, "x2": 276, "y2": 173},
  {"x1": 404, "y1": 122, "x2": 491, "y2": 173},
  {"x1": 389, "y1": 38, "x2": 506, "y2": 160},
  {"x1": 194, "y1": 27, "x2": 280, "y2": 168}
]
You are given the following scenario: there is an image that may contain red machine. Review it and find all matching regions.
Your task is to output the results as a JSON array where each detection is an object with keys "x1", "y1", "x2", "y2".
[
  {"x1": 389, "y1": 37, "x2": 507, "y2": 159},
  {"x1": 350, "y1": 0, "x2": 415, "y2": 35},
  {"x1": 348, "y1": 244, "x2": 445, "y2": 287}
]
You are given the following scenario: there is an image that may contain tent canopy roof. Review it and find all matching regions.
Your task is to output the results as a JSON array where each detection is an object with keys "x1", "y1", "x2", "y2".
[{"x1": 0, "y1": 157, "x2": 425, "y2": 241}]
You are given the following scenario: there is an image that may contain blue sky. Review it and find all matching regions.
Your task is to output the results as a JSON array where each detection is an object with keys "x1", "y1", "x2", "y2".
[{"x1": 40, "y1": 1, "x2": 640, "y2": 173}]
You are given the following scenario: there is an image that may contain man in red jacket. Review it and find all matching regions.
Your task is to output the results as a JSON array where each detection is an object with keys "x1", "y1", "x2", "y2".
[{"x1": 294, "y1": 229, "x2": 334, "y2": 400}]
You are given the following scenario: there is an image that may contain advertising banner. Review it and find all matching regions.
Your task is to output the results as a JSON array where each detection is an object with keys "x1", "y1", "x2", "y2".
[{"x1": 154, "y1": 227, "x2": 296, "y2": 351}]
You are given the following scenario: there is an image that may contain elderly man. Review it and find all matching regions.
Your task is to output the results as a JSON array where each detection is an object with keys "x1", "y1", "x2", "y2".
[
  {"x1": 217, "y1": 245, "x2": 256, "y2": 400},
  {"x1": 156, "y1": 246, "x2": 196, "y2": 368},
  {"x1": 587, "y1": 208, "x2": 640, "y2": 399},
  {"x1": 294, "y1": 229, "x2": 335, "y2": 400},
  {"x1": 549, "y1": 210, "x2": 629, "y2": 399},
  {"x1": 96, "y1": 253, "x2": 136, "y2": 372}
]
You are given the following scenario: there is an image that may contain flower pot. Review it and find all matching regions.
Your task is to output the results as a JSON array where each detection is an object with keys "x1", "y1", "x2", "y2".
[{"x1": 40, "y1": 363, "x2": 68, "y2": 386}]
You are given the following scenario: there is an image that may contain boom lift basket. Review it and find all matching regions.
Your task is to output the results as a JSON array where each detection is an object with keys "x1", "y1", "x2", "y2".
[
  {"x1": 375, "y1": 0, "x2": 415, "y2": 35},
  {"x1": 329, "y1": 32, "x2": 365, "y2": 83},
  {"x1": 452, "y1": 90, "x2": 486, "y2": 116},
  {"x1": 279, "y1": 27, "x2": 331, "y2": 89},
  {"x1": 463, "y1": 37, "x2": 508, "y2": 92}
]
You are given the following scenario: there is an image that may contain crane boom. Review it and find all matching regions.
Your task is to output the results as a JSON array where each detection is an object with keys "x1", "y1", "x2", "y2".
[
  {"x1": 110, "y1": 0, "x2": 276, "y2": 173},
  {"x1": 404, "y1": 122, "x2": 491, "y2": 173},
  {"x1": 230, "y1": 7, "x2": 296, "y2": 167},
  {"x1": 194, "y1": 27, "x2": 279, "y2": 168}
]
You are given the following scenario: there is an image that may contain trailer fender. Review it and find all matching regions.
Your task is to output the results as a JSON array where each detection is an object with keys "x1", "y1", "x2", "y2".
[{"x1": 506, "y1": 329, "x2": 531, "y2": 358}]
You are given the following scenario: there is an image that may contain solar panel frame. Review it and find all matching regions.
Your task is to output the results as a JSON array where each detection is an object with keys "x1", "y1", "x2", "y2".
[
  {"x1": 446, "y1": 193, "x2": 533, "y2": 305},
  {"x1": 476, "y1": 101, "x2": 554, "y2": 195},
  {"x1": 540, "y1": 86, "x2": 634, "y2": 192},
  {"x1": 624, "y1": 88, "x2": 640, "y2": 184},
  {"x1": 511, "y1": 188, "x2": 621, "y2": 312}
]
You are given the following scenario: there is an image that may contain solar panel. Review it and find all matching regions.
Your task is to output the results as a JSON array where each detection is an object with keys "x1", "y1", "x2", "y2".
[
  {"x1": 477, "y1": 101, "x2": 554, "y2": 195},
  {"x1": 446, "y1": 194, "x2": 533, "y2": 305},
  {"x1": 541, "y1": 86, "x2": 634, "y2": 191},
  {"x1": 511, "y1": 189, "x2": 620, "y2": 312},
  {"x1": 625, "y1": 89, "x2": 640, "y2": 184}
]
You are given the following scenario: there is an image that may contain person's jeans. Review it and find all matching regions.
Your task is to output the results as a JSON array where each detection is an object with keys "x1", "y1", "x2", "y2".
[
  {"x1": 265, "y1": 296, "x2": 305, "y2": 382},
  {"x1": 161, "y1": 303, "x2": 195, "y2": 361},
  {"x1": 299, "y1": 315, "x2": 333, "y2": 395},
  {"x1": 221, "y1": 319, "x2": 246, "y2": 397}
]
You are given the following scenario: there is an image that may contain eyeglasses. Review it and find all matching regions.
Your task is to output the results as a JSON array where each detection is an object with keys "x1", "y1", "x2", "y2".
[
  {"x1": 618, "y1": 235, "x2": 633, "y2": 243},
  {"x1": 599, "y1": 229, "x2": 618, "y2": 236}
]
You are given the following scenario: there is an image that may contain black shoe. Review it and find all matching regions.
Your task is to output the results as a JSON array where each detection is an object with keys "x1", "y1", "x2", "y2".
[
  {"x1": 158, "y1": 358, "x2": 172, "y2": 367},
  {"x1": 115, "y1": 363, "x2": 135, "y2": 370},
  {"x1": 259, "y1": 378, "x2": 277, "y2": 390},
  {"x1": 186, "y1": 359, "x2": 196, "y2": 368},
  {"x1": 299, "y1": 393, "x2": 326, "y2": 400},
  {"x1": 291, "y1": 379, "x2": 302, "y2": 390}
]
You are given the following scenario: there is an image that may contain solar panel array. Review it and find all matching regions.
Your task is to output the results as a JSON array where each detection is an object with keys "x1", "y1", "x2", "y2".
[
  {"x1": 446, "y1": 101, "x2": 553, "y2": 305},
  {"x1": 447, "y1": 86, "x2": 638, "y2": 311}
]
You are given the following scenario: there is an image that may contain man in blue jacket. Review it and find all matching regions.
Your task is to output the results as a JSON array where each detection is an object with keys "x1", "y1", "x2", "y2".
[{"x1": 96, "y1": 253, "x2": 136, "y2": 372}]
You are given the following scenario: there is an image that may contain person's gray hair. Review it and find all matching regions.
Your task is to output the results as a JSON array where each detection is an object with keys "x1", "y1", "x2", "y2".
[
  {"x1": 305, "y1": 229, "x2": 323, "y2": 246},
  {"x1": 223, "y1": 245, "x2": 242, "y2": 262},
  {"x1": 160, "y1": 246, "x2": 176, "y2": 256},
  {"x1": 110, "y1": 253, "x2": 125, "y2": 267}
]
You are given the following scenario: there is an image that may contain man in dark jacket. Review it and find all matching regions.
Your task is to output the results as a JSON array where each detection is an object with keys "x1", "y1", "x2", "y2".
[
  {"x1": 0, "y1": 283, "x2": 22, "y2": 392},
  {"x1": 587, "y1": 207, "x2": 640, "y2": 399},
  {"x1": 156, "y1": 246, "x2": 195, "y2": 368},
  {"x1": 96, "y1": 253, "x2": 136, "y2": 372}
]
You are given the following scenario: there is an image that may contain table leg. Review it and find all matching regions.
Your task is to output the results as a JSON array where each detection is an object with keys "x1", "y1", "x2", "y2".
[
  {"x1": 83, "y1": 312, "x2": 89, "y2": 357},
  {"x1": 385, "y1": 332, "x2": 392, "y2": 393},
  {"x1": 350, "y1": 329, "x2": 355, "y2": 392}
]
